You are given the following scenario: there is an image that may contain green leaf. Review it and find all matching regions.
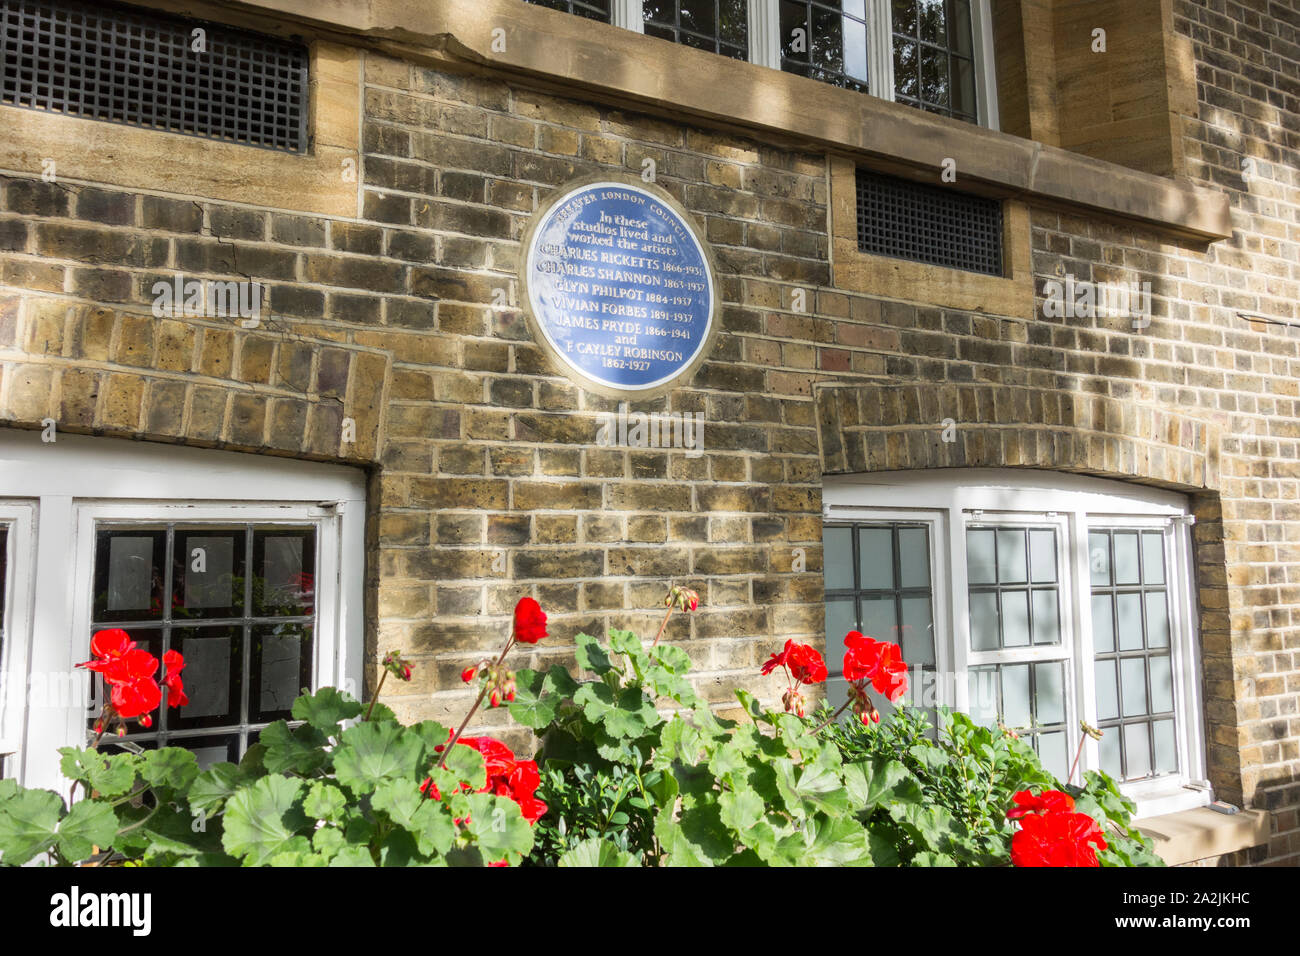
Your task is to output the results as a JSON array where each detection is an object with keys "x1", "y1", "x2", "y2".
[
  {"x1": 463, "y1": 793, "x2": 534, "y2": 863},
  {"x1": 333, "y1": 721, "x2": 424, "y2": 795},
  {"x1": 372, "y1": 779, "x2": 455, "y2": 858},
  {"x1": 188, "y1": 763, "x2": 245, "y2": 813},
  {"x1": 734, "y1": 688, "x2": 768, "y2": 723},
  {"x1": 843, "y1": 759, "x2": 919, "y2": 812},
  {"x1": 507, "y1": 669, "x2": 560, "y2": 730},
  {"x1": 574, "y1": 632, "x2": 613, "y2": 676},
  {"x1": 291, "y1": 686, "x2": 363, "y2": 736},
  {"x1": 303, "y1": 782, "x2": 348, "y2": 824},
  {"x1": 441, "y1": 742, "x2": 487, "y2": 792},
  {"x1": 656, "y1": 801, "x2": 733, "y2": 866},
  {"x1": 543, "y1": 665, "x2": 579, "y2": 698},
  {"x1": 651, "y1": 645, "x2": 692, "y2": 674},
  {"x1": 575, "y1": 682, "x2": 660, "y2": 740},
  {"x1": 260, "y1": 721, "x2": 330, "y2": 775},
  {"x1": 558, "y1": 836, "x2": 638, "y2": 867},
  {"x1": 0, "y1": 788, "x2": 64, "y2": 865},
  {"x1": 329, "y1": 845, "x2": 377, "y2": 867},
  {"x1": 221, "y1": 775, "x2": 308, "y2": 866},
  {"x1": 139, "y1": 747, "x2": 200, "y2": 792},
  {"x1": 53, "y1": 799, "x2": 118, "y2": 863},
  {"x1": 607, "y1": 628, "x2": 644, "y2": 658},
  {"x1": 58, "y1": 748, "x2": 137, "y2": 798},
  {"x1": 718, "y1": 789, "x2": 765, "y2": 833}
]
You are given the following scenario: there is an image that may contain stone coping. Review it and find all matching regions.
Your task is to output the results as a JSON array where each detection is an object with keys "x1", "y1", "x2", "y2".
[{"x1": 1137, "y1": 807, "x2": 1271, "y2": 867}]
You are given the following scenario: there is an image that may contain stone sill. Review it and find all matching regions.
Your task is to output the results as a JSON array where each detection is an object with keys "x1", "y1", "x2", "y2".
[
  {"x1": 168, "y1": 0, "x2": 1233, "y2": 242},
  {"x1": 1137, "y1": 807, "x2": 1271, "y2": 867}
]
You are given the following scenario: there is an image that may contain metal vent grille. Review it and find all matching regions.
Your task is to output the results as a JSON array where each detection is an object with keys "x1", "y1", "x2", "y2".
[
  {"x1": 855, "y1": 168, "x2": 1003, "y2": 276},
  {"x1": 0, "y1": 0, "x2": 309, "y2": 153}
]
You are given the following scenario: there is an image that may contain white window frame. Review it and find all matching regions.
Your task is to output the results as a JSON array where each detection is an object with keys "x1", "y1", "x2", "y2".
[
  {"x1": 824, "y1": 468, "x2": 1208, "y2": 818},
  {"x1": 0, "y1": 431, "x2": 366, "y2": 796},
  {"x1": 609, "y1": 0, "x2": 999, "y2": 128},
  {"x1": 0, "y1": 500, "x2": 37, "y2": 778}
]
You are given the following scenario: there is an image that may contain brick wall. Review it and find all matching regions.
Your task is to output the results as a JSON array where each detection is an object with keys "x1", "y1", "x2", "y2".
[{"x1": 0, "y1": 0, "x2": 1294, "y2": 863}]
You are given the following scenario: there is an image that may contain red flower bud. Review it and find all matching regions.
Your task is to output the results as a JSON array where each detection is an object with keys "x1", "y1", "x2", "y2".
[
  {"x1": 489, "y1": 689, "x2": 501, "y2": 708},
  {"x1": 461, "y1": 666, "x2": 477, "y2": 683}
]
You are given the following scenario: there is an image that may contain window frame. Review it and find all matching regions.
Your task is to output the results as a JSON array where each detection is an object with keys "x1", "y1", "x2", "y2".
[
  {"x1": 592, "y1": 0, "x2": 1000, "y2": 127},
  {"x1": 0, "y1": 432, "x2": 366, "y2": 795},
  {"x1": 823, "y1": 469, "x2": 1208, "y2": 818},
  {"x1": 0, "y1": 501, "x2": 37, "y2": 779}
]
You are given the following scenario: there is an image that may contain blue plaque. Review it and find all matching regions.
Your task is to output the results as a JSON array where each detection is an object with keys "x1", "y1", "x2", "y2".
[{"x1": 523, "y1": 179, "x2": 716, "y2": 393}]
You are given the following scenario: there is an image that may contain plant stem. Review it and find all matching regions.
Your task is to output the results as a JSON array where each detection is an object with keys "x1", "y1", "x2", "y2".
[
  {"x1": 364, "y1": 668, "x2": 389, "y2": 722},
  {"x1": 1067, "y1": 732, "x2": 1087, "y2": 785},
  {"x1": 436, "y1": 635, "x2": 514, "y2": 769},
  {"x1": 810, "y1": 697, "x2": 854, "y2": 735},
  {"x1": 651, "y1": 604, "x2": 674, "y2": 647}
]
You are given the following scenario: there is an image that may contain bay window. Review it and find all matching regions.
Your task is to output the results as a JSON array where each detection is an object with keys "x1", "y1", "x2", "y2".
[
  {"x1": 822, "y1": 469, "x2": 1207, "y2": 818},
  {"x1": 523, "y1": 0, "x2": 999, "y2": 127},
  {"x1": 0, "y1": 432, "x2": 365, "y2": 794}
]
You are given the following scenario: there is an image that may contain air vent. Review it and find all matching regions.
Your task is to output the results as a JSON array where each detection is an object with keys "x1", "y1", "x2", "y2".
[
  {"x1": 0, "y1": 0, "x2": 309, "y2": 153},
  {"x1": 856, "y1": 168, "x2": 1003, "y2": 276}
]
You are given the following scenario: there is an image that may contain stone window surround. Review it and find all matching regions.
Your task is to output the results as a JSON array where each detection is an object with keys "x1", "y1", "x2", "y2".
[
  {"x1": 112, "y1": 0, "x2": 1226, "y2": 244},
  {"x1": 0, "y1": 27, "x2": 362, "y2": 218}
]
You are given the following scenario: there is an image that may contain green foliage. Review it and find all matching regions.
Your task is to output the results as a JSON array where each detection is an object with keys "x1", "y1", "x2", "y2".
[
  {"x1": 0, "y1": 690, "x2": 533, "y2": 867},
  {"x1": 822, "y1": 704, "x2": 1164, "y2": 866}
]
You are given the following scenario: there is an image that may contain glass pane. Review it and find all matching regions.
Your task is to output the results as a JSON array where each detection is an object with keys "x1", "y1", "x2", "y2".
[
  {"x1": 252, "y1": 622, "x2": 312, "y2": 722},
  {"x1": 720, "y1": 0, "x2": 748, "y2": 45},
  {"x1": 947, "y1": 0, "x2": 973, "y2": 55},
  {"x1": 1028, "y1": 528, "x2": 1056, "y2": 583},
  {"x1": 1145, "y1": 591, "x2": 1170, "y2": 648},
  {"x1": 1150, "y1": 654, "x2": 1174, "y2": 713},
  {"x1": 823, "y1": 527, "x2": 854, "y2": 590},
  {"x1": 920, "y1": 45, "x2": 948, "y2": 107},
  {"x1": 254, "y1": 530, "x2": 315, "y2": 615},
  {"x1": 996, "y1": 528, "x2": 1027, "y2": 583},
  {"x1": 173, "y1": 530, "x2": 245, "y2": 619},
  {"x1": 1098, "y1": 727, "x2": 1122, "y2": 777},
  {"x1": 1034, "y1": 661, "x2": 1065, "y2": 726},
  {"x1": 891, "y1": 0, "x2": 917, "y2": 36},
  {"x1": 1031, "y1": 588, "x2": 1060, "y2": 645},
  {"x1": 1095, "y1": 660, "x2": 1119, "y2": 721},
  {"x1": 1116, "y1": 592, "x2": 1144, "y2": 651},
  {"x1": 811, "y1": 7, "x2": 844, "y2": 75},
  {"x1": 169, "y1": 626, "x2": 242, "y2": 730},
  {"x1": 1001, "y1": 664, "x2": 1031, "y2": 729},
  {"x1": 966, "y1": 528, "x2": 996, "y2": 584},
  {"x1": 780, "y1": 0, "x2": 808, "y2": 60},
  {"x1": 1088, "y1": 532, "x2": 1110, "y2": 586},
  {"x1": 858, "y1": 528, "x2": 894, "y2": 590},
  {"x1": 1141, "y1": 531, "x2": 1166, "y2": 584},
  {"x1": 968, "y1": 666, "x2": 998, "y2": 726},
  {"x1": 918, "y1": 0, "x2": 945, "y2": 44},
  {"x1": 679, "y1": 0, "x2": 715, "y2": 34},
  {"x1": 893, "y1": 39, "x2": 919, "y2": 97},
  {"x1": 1002, "y1": 590, "x2": 1030, "y2": 647},
  {"x1": 1091, "y1": 594, "x2": 1114, "y2": 652},
  {"x1": 968, "y1": 590, "x2": 999, "y2": 651},
  {"x1": 1124, "y1": 723, "x2": 1152, "y2": 779},
  {"x1": 1120, "y1": 657, "x2": 1148, "y2": 717},
  {"x1": 1036, "y1": 731, "x2": 1068, "y2": 781},
  {"x1": 1113, "y1": 532, "x2": 1141, "y2": 585},
  {"x1": 950, "y1": 55, "x2": 975, "y2": 117},
  {"x1": 97, "y1": 531, "x2": 165, "y2": 619},
  {"x1": 1153, "y1": 719, "x2": 1178, "y2": 773},
  {"x1": 898, "y1": 527, "x2": 930, "y2": 588},
  {"x1": 900, "y1": 596, "x2": 935, "y2": 666},
  {"x1": 177, "y1": 736, "x2": 240, "y2": 770},
  {"x1": 825, "y1": 598, "x2": 856, "y2": 653},
  {"x1": 860, "y1": 596, "x2": 897, "y2": 642},
  {"x1": 842, "y1": 15, "x2": 868, "y2": 83}
]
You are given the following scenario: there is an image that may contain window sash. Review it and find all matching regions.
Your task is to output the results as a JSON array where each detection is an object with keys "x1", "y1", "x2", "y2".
[
  {"x1": 823, "y1": 471, "x2": 1206, "y2": 814},
  {"x1": 589, "y1": 0, "x2": 999, "y2": 126}
]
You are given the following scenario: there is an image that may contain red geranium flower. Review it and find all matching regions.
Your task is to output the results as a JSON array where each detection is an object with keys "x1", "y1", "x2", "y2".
[
  {"x1": 842, "y1": 632, "x2": 909, "y2": 702},
  {"x1": 513, "y1": 597, "x2": 548, "y2": 644},
  {"x1": 1010, "y1": 808, "x2": 1108, "y2": 867},
  {"x1": 786, "y1": 643, "x2": 827, "y2": 685},
  {"x1": 1007, "y1": 788, "x2": 1075, "y2": 820},
  {"x1": 162, "y1": 649, "x2": 188, "y2": 708},
  {"x1": 434, "y1": 735, "x2": 548, "y2": 827}
]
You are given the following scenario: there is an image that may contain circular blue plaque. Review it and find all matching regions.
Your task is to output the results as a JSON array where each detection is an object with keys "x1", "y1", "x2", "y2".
[{"x1": 524, "y1": 180, "x2": 716, "y2": 393}]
